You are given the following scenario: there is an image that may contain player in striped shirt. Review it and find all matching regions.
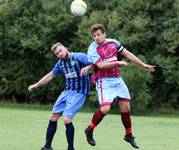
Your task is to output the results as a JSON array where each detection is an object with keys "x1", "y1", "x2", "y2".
[
  {"x1": 82, "y1": 24, "x2": 156, "y2": 149},
  {"x1": 28, "y1": 42, "x2": 91, "y2": 150}
]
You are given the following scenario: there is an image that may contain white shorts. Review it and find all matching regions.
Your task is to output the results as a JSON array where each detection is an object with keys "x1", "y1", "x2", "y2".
[{"x1": 95, "y1": 77, "x2": 131, "y2": 106}]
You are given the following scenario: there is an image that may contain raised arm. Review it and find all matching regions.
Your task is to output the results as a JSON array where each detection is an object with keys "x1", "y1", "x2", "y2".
[
  {"x1": 121, "y1": 49, "x2": 156, "y2": 72},
  {"x1": 28, "y1": 71, "x2": 55, "y2": 92}
]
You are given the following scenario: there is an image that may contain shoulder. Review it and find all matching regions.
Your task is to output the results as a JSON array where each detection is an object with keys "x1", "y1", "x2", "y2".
[
  {"x1": 88, "y1": 41, "x2": 98, "y2": 56},
  {"x1": 55, "y1": 60, "x2": 62, "y2": 65},
  {"x1": 88, "y1": 41, "x2": 98, "y2": 50},
  {"x1": 72, "y1": 52, "x2": 88, "y2": 60},
  {"x1": 72, "y1": 52, "x2": 91, "y2": 65},
  {"x1": 89, "y1": 41, "x2": 97, "y2": 47},
  {"x1": 52, "y1": 60, "x2": 62, "y2": 69},
  {"x1": 106, "y1": 38, "x2": 121, "y2": 45}
]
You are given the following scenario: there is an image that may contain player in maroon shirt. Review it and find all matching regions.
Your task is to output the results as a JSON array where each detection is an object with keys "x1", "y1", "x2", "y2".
[{"x1": 81, "y1": 24, "x2": 156, "y2": 149}]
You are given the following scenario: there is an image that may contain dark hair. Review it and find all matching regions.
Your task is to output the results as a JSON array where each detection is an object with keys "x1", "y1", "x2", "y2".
[{"x1": 90, "y1": 24, "x2": 106, "y2": 34}]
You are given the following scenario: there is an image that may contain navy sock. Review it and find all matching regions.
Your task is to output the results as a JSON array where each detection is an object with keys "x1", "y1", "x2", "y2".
[
  {"x1": 65, "y1": 123, "x2": 74, "y2": 150},
  {"x1": 44, "y1": 120, "x2": 57, "y2": 148}
]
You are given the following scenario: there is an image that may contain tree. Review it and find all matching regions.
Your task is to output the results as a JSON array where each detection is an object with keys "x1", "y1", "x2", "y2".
[
  {"x1": 74, "y1": 0, "x2": 179, "y2": 111},
  {"x1": 0, "y1": 0, "x2": 178, "y2": 111}
]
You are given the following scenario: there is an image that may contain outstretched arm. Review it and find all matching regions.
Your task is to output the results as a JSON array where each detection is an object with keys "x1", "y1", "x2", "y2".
[
  {"x1": 121, "y1": 49, "x2": 156, "y2": 72},
  {"x1": 28, "y1": 71, "x2": 55, "y2": 92},
  {"x1": 96, "y1": 60, "x2": 128, "y2": 69}
]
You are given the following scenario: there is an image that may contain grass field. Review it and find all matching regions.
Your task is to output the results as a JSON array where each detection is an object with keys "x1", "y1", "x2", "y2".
[{"x1": 0, "y1": 104, "x2": 179, "y2": 150}]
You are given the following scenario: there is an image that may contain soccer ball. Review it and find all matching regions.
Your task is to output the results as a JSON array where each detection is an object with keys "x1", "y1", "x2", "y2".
[{"x1": 71, "y1": 0, "x2": 87, "y2": 16}]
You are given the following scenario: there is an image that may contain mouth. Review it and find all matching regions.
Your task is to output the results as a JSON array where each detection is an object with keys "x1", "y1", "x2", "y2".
[
  {"x1": 61, "y1": 54, "x2": 68, "y2": 59},
  {"x1": 61, "y1": 55, "x2": 65, "y2": 59},
  {"x1": 96, "y1": 40, "x2": 100, "y2": 43},
  {"x1": 97, "y1": 41, "x2": 102, "y2": 45}
]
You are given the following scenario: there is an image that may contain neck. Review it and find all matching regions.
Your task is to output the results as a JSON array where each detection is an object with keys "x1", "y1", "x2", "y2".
[
  {"x1": 67, "y1": 51, "x2": 70, "y2": 59},
  {"x1": 98, "y1": 39, "x2": 106, "y2": 45}
]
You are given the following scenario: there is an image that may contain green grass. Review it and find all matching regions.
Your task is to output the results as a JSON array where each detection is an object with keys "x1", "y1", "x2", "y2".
[{"x1": 0, "y1": 105, "x2": 179, "y2": 150}]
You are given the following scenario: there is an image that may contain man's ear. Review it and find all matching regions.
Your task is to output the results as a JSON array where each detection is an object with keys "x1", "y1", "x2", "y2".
[{"x1": 104, "y1": 32, "x2": 107, "y2": 37}]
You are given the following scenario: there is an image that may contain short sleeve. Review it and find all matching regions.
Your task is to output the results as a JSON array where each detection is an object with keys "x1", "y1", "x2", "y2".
[
  {"x1": 87, "y1": 42, "x2": 101, "y2": 64},
  {"x1": 51, "y1": 61, "x2": 62, "y2": 76},
  {"x1": 74, "y1": 53, "x2": 92, "y2": 66},
  {"x1": 107, "y1": 39, "x2": 124, "y2": 52}
]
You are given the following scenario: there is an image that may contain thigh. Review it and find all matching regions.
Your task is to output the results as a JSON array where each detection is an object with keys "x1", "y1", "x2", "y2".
[
  {"x1": 100, "y1": 105, "x2": 111, "y2": 114},
  {"x1": 52, "y1": 91, "x2": 67, "y2": 114},
  {"x1": 63, "y1": 90, "x2": 86, "y2": 119},
  {"x1": 96, "y1": 79, "x2": 112, "y2": 106},
  {"x1": 119, "y1": 100, "x2": 131, "y2": 112},
  {"x1": 96, "y1": 78, "x2": 125, "y2": 106},
  {"x1": 114, "y1": 77, "x2": 131, "y2": 100}
]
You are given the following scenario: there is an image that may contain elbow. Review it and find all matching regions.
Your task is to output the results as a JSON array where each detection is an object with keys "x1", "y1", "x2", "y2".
[{"x1": 48, "y1": 72, "x2": 55, "y2": 81}]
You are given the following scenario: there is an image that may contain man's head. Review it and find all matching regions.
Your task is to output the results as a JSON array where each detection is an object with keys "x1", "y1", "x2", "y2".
[
  {"x1": 51, "y1": 42, "x2": 69, "y2": 60},
  {"x1": 90, "y1": 24, "x2": 106, "y2": 44}
]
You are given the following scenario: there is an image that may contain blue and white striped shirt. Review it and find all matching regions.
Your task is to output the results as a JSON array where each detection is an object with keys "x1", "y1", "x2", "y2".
[{"x1": 52, "y1": 52, "x2": 91, "y2": 95}]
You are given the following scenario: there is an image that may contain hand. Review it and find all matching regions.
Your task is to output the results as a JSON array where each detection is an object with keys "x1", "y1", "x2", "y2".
[
  {"x1": 28, "y1": 83, "x2": 38, "y2": 92},
  {"x1": 81, "y1": 66, "x2": 90, "y2": 76},
  {"x1": 118, "y1": 61, "x2": 128, "y2": 66},
  {"x1": 143, "y1": 64, "x2": 156, "y2": 72}
]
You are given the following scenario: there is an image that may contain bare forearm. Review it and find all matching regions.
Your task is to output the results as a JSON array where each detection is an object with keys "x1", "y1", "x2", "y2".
[
  {"x1": 121, "y1": 49, "x2": 156, "y2": 72},
  {"x1": 28, "y1": 72, "x2": 55, "y2": 92},
  {"x1": 88, "y1": 64, "x2": 93, "y2": 70},
  {"x1": 81, "y1": 64, "x2": 93, "y2": 76},
  {"x1": 128, "y1": 53, "x2": 145, "y2": 66},
  {"x1": 122, "y1": 49, "x2": 145, "y2": 67},
  {"x1": 96, "y1": 61, "x2": 128, "y2": 69},
  {"x1": 96, "y1": 61, "x2": 119, "y2": 69},
  {"x1": 36, "y1": 72, "x2": 54, "y2": 87}
]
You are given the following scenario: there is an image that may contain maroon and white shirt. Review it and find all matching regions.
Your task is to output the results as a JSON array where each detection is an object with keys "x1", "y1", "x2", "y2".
[{"x1": 87, "y1": 39, "x2": 124, "y2": 82}]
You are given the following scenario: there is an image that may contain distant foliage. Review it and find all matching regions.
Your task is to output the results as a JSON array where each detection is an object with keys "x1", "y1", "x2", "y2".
[{"x1": 0, "y1": 0, "x2": 178, "y2": 111}]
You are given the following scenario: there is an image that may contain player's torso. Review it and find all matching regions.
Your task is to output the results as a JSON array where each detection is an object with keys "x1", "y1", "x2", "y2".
[
  {"x1": 97, "y1": 41, "x2": 118, "y2": 60},
  {"x1": 93, "y1": 41, "x2": 119, "y2": 81},
  {"x1": 58, "y1": 54, "x2": 90, "y2": 95},
  {"x1": 59, "y1": 58, "x2": 79, "y2": 79}
]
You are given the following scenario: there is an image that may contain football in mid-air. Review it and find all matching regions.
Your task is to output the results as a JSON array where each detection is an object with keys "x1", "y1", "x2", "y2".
[{"x1": 71, "y1": 0, "x2": 87, "y2": 16}]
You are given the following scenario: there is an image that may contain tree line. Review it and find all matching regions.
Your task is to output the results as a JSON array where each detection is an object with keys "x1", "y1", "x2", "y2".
[{"x1": 0, "y1": 0, "x2": 179, "y2": 112}]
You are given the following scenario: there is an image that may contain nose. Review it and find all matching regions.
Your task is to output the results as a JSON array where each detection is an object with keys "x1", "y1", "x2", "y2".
[
  {"x1": 94, "y1": 36, "x2": 99, "y2": 41},
  {"x1": 59, "y1": 53, "x2": 63, "y2": 58},
  {"x1": 56, "y1": 52, "x2": 62, "y2": 58}
]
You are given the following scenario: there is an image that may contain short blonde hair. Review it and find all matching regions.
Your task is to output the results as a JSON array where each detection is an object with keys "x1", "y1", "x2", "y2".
[{"x1": 51, "y1": 42, "x2": 63, "y2": 52}]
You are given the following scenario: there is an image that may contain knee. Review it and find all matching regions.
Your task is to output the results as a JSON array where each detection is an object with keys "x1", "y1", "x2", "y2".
[
  {"x1": 120, "y1": 102, "x2": 130, "y2": 113},
  {"x1": 121, "y1": 107, "x2": 130, "y2": 113},
  {"x1": 101, "y1": 106, "x2": 111, "y2": 114},
  {"x1": 63, "y1": 116, "x2": 72, "y2": 124},
  {"x1": 49, "y1": 113, "x2": 60, "y2": 121}
]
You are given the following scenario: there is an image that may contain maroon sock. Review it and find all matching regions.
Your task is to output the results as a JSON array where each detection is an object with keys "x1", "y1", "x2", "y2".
[
  {"x1": 121, "y1": 112, "x2": 132, "y2": 135},
  {"x1": 89, "y1": 110, "x2": 106, "y2": 129}
]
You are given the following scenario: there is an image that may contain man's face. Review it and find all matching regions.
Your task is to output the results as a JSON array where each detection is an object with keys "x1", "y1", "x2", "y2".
[
  {"x1": 92, "y1": 29, "x2": 106, "y2": 44},
  {"x1": 54, "y1": 45, "x2": 68, "y2": 60}
]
